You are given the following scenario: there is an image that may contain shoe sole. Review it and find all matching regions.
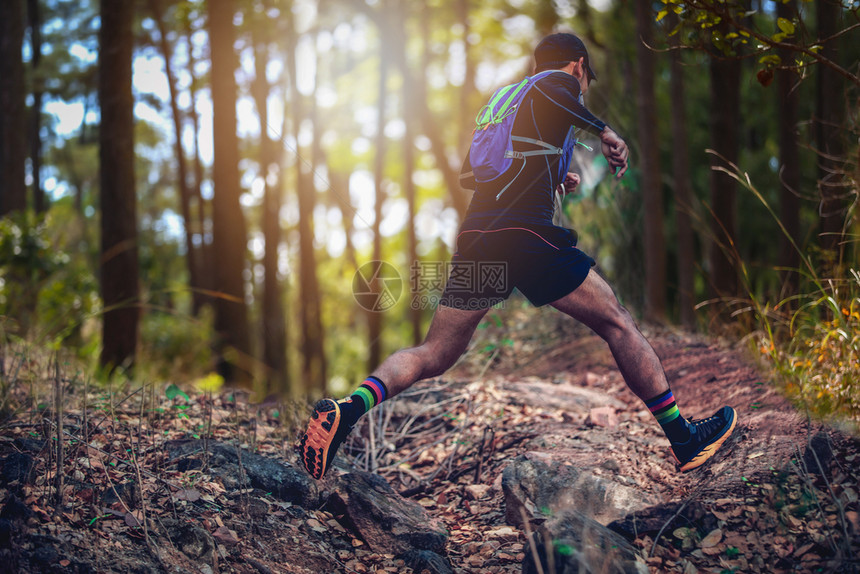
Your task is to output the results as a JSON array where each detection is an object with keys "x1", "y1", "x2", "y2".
[
  {"x1": 299, "y1": 399, "x2": 341, "y2": 480},
  {"x1": 676, "y1": 407, "x2": 738, "y2": 472}
]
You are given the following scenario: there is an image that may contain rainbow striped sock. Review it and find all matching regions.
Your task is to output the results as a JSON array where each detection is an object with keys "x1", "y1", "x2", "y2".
[
  {"x1": 339, "y1": 376, "x2": 388, "y2": 426},
  {"x1": 646, "y1": 389, "x2": 691, "y2": 444}
]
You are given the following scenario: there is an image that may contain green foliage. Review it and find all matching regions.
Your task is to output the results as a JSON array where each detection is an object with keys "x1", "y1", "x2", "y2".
[
  {"x1": 138, "y1": 306, "x2": 214, "y2": 381},
  {"x1": 0, "y1": 211, "x2": 72, "y2": 337},
  {"x1": 758, "y1": 269, "x2": 860, "y2": 429}
]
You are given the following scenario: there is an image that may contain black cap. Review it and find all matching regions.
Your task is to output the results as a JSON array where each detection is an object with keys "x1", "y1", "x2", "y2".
[{"x1": 534, "y1": 33, "x2": 597, "y2": 81}]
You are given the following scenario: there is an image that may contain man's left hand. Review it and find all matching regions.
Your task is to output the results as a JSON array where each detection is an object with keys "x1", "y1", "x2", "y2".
[{"x1": 558, "y1": 172, "x2": 581, "y2": 195}]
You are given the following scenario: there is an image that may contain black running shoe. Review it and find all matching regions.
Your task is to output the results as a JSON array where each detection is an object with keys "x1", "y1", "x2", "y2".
[
  {"x1": 670, "y1": 406, "x2": 737, "y2": 472},
  {"x1": 298, "y1": 399, "x2": 353, "y2": 480}
]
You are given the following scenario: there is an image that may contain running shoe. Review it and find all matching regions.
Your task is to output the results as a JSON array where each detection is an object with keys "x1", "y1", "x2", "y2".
[
  {"x1": 670, "y1": 406, "x2": 738, "y2": 472},
  {"x1": 298, "y1": 399, "x2": 352, "y2": 479}
]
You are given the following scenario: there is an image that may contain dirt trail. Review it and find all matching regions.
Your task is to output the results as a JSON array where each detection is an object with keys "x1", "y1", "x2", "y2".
[{"x1": 1, "y1": 316, "x2": 858, "y2": 573}]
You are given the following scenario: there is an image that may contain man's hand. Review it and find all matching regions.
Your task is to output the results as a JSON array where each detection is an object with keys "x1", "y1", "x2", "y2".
[
  {"x1": 557, "y1": 172, "x2": 581, "y2": 195},
  {"x1": 600, "y1": 127, "x2": 629, "y2": 178}
]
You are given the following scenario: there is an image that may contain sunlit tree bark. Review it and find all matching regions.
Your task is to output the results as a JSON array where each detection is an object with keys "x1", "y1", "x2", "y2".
[
  {"x1": 150, "y1": 0, "x2": 203, "y2": 315},
  {"x1": 286, "y1": 13, "x2": 326, "y2": 394},
  {"x1": 251, "y1": 6, "x2": 288, "y2": 394}
]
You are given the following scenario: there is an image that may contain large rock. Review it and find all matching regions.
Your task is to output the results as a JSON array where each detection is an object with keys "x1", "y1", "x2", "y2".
[
  {"x1": 165, "y1": 439, "x2": 318, "y2": 508},
  {"x1": 327, "y1": 471, "x2": 448, "y2": 555},
  {"x1": 498, "y1": 380, "x2": 625, "y2": 413},
  {"x1": 524, "y1": 509, "x2": 648, "y2": 574},
  {"x1": 607, "y1": 500, "x2": 716, "y2": 542},
  {"x1": 502, "y1": 453, "x2": 656, "y2": 527}
]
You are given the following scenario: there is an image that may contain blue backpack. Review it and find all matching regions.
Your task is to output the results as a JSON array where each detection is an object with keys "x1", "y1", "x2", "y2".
[{"x1": 461, "y1": 70, "x2": 589, "y2": 200}]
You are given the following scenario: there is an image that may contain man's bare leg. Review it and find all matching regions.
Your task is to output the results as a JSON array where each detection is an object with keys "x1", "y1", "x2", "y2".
[
  {"x1": 549, "y1": 269, "x2": 668, "y2": 402},
  {"x1": 299, "y1": 303, "x2": 489, "y2": 478},
  {"x1": 550, "y1": 269, "x2": 737, "y2": 472},
  {"x1": 370, "y1": 304, "x2": 490, "y2": 397}
]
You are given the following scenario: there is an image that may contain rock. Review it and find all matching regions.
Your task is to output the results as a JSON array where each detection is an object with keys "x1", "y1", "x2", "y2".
[
  {"x1": 586, "y1": 407, "x2": 619, "y2": 428},
  {"x1": 401, "y1": 549, "x2": 454, "y2": 574},
  {"x1": 163, "y1": 518, "x2": 218, "y2": 567},
  {"x1": 327, "y1": 471, "x2": 448, "y2": 555},
  {"x1": 165, "y1": 439, "x2": 319, "y2": 508},
  {"x1": 607, "y1": 501, "x2": 715, "y2": 541},
  {"x1": 464, "y1": 484, "x2": 490, "y2": 500},
  {"x1": 1, "y1": 452, "x2": 34, "y2": 486},
  {"x1": 101, "y1": 481, "x2": 141, "y2": 509},
  {"x1": 502, "y1": 454, "x2": 656, "y2": 527},
  {"x1": 0, "y1": 494, "x2": 32, "y2": 522},
  {"x1": 524, "y1": 509, "x2": 648, "y2": 574},
  {"x1": 498, "y1": 381, "x2": 625, "y2": 413},
  {"x1": 31, "y1": 545, "x2": 59, "y2": 566},
  {"x1": 802, "y1": 431, "x2": 833, "y2": 475}
]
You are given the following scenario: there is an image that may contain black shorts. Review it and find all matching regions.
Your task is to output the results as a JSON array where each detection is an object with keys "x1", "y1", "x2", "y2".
[{"x1": 439, "y1": 224, "x2": 595, "y2": 310}]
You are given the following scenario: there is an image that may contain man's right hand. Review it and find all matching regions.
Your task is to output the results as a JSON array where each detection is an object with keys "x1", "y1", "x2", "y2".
[{"x1": 600, "y1": 127, "x2": 629, "y2": 178}]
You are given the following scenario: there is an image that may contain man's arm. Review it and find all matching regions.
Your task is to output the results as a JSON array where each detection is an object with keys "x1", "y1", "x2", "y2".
[{"x1": 600, "y1": 127, "x2": 629, "y2": 179}]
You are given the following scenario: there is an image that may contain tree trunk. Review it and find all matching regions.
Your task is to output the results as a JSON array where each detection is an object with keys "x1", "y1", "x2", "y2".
[
  {"x1": 98, "y1": 0, "x2": 139, "y2": 372},
  {"x1": 634, "y1": 0, "x2": 666, "y2": 322},
  {"x1": 417, "y1": 2, "x2": 468, "y2": 221},
  {"x1": 708, "y1": 52, "x2": 741, "y2": 303},
  {"x1": 0, "y1": 0, "x2": 27, "y2": 216},
  {"x1": 368, "y1": 12, "x2": 390, "y2": 372},
  {"x1": 150, "y1": 0, "x2": 203, "y2": 315},
  {"x1": 397, "y1": 1, "x2": 422, "y2": 346},
  {"x1": 777, "y1": 0, "x2": 801, "y2": 301},
  {"x1": 667, "y1": 13, "x2": 696, "y2": 331},
  {"x1": 286, "y1": 18, "x2": 326, "y2": 395},
  {"x1": 209, "y1": 0, "x2": 251, "y2": 384},
  {"x1": 815, "y1": 0, "x2": 846, "y2": 261},
  {"x1": 251, "y1": 15, "x2": 288, "y2": 395},
  {"x1": 182, "y1": 10, "x2": 213, "y2": 311},
  {"x1": 28, "y1": 0, "x2": 45, "y2": 214}
]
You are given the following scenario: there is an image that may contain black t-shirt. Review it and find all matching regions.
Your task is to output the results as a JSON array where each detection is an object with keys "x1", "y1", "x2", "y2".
[{"x1": 460, "y1": 72, "x2": 606, "y2": 229}]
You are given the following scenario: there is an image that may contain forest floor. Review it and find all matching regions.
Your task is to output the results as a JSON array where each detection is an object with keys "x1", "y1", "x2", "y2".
[{"x1": 1, "y1": 303, "x2": 859, "y2": 573}]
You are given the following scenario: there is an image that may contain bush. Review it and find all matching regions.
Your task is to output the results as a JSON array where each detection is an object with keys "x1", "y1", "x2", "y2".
[{"x1": 138, "y1": 306, "x2": 214, "y2": 381}]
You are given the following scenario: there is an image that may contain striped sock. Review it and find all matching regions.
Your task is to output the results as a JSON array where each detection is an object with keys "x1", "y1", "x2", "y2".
[
  {"x1": 338, "y1": 376, "x2": 389, "y2": 427},
  {"x1": 646, "y1": 389, "x2": 691, "y2": 444}
]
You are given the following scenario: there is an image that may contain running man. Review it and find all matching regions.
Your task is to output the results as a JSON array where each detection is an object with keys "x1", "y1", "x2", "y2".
[{"x1": 299, "y1": 33, "x2": 737, "y2": 480}]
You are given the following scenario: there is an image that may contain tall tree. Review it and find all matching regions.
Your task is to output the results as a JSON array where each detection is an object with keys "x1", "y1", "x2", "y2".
[
  {"x1": 28, "y1": 0, "x2": 46, "y2": 214},
  {"x1": 667, "y1": 13, "x2": 696, "y2": 330},
  {"x1": 417, "y1": 2, "x2": 469, "y2": 220},
  {"x1": 396, "y1": 1, "x2": 422, "y2": 346},
  {"x1": 707, "y1": 47, "x2": 741, "y2": 303},
  {"x1": 815, "y1": 0, "x2": 846, "y2": 260},
  {"x1": 98, "y1": 0, "x2": 139, "y2": 371},
  {"x1": 209, "y1": 0, "x2": 251, "y2": 383},
  {"x1": 286, "y1": 14, "x2": 326, "y2": 394},
  {"x1": 776, "y1": 0, "x2": 801, "y2": 300},
  {"x1": 181, "y1": 6, "x2": 214, "y2": 309},
  {"x1": 0, "y1": 0, "x2": 27, "y2": 216},
  {"x1": 150, "y1": 0, "x2": 204, "y2": 315},
  {"x1": 250, "y1": 3, "x2": 288, "y2": 394},
  {"x1": 368, "y1": 8, "x2": 390, "y2": 372},
  {"x1": 634, "y1": 0, "x2": 666, "y2": 321}
]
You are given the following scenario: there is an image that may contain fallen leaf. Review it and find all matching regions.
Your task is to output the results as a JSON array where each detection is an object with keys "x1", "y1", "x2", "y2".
[
  {"x1": 173, "y1": 488, "x2": 201, "y2": 502},
  {"x1": 701, "y1": 528, "x2": 722, "y2": 548},
  {"x1": 212, "y1": 525, "x2": 239, "y2": 545},
  {"x1": 124, "y1": 511, "x2": 142, "y2": 528}
]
